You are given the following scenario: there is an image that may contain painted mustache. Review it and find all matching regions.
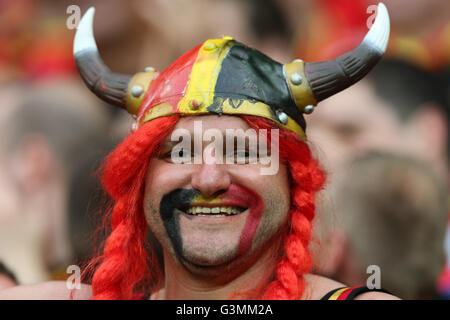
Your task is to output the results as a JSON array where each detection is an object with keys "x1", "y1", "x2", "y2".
[
  {"x1": 160, "y1": 184, "x2": 262, "y2": 217},
  {"x1": 159, "y1": 185, "x2": 264, "y2": 262}
]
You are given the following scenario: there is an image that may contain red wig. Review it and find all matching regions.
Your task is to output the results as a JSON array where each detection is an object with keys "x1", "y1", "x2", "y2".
[{"x1": 87, "y1": 115, "x2": 325, "y2": 300}]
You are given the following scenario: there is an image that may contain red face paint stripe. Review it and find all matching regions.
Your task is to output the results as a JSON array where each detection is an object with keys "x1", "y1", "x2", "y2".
[
  {"x1": 237, "y1": 198, "x2": 264, "y2": 256},
  {"x1": 220, "y1": 184, "x2": 264, "y2": 256}
]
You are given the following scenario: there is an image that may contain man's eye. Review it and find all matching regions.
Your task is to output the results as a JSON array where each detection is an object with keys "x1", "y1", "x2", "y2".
[
  {"x1": 226, "y1": 149, "x2": 247, "y2": 158},
  {"x1": 160, "y1": 149, "x2": 184, "y2": 161},
  {"x1": 160, "y1": 151, "x2": 172, "y2": 159},
  {"x1": 161, "y1": 148, "x2": 195, "y2": 163},
  {"x1": 235, "y1": 150, "x2": 248, "y2": 157},
  {"x1": 229, "y1": 149, "x2": 258, "y2": 164}
]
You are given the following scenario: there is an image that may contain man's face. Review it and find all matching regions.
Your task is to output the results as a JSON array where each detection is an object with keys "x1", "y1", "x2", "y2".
[
  {"x1": 306, "y1": 81, "x2": 404, "y2": 174},
  {"x1": 143, "y1": 115, "x2": 290, "y2": 278}
]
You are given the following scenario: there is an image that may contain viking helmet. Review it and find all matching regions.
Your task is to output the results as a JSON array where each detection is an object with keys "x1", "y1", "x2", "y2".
[{"x1": 74, "y1": 3, "x2": 390, "y2": 140}]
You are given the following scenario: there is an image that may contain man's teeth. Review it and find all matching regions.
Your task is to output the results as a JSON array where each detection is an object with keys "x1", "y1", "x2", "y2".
[{"x1": 184, "y1": 206, "x2": 244, "y2": 216}]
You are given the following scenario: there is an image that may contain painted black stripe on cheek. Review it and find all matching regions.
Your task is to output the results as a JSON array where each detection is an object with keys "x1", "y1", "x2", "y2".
[{"x1": 159, "y1": 189, "x2": 199, "y2": 259}]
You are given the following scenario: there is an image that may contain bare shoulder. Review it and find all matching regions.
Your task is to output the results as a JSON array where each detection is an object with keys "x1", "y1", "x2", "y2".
[
  {"x1": 353, "y1": 291, "x2": 400, "y2": 300},
  {"x1": 303, "y1": 274, "x2": 400, "y2": 300},
  {"x1": 0, "y1": 281, "x2": 92, "y2": 300}
]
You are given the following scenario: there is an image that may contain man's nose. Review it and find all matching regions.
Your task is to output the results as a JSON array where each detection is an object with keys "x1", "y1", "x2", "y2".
[{"x1": 190, "y1": 162, "x2": 231, "y2": 198}]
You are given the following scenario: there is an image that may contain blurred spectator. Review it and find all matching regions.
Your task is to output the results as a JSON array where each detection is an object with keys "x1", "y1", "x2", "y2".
[
  {"x1": 307, "y1": 59, "x2": 448, "y2": 178},
  {"x1": 0, "y1": 0, "x2": 150, "y2": 84},
  {"x1": 244, "y1": 0, "x2": 293, "y2": 62},
  {"x1": 292, "y1": 0, "x2": 369, "y2": 63},
  {"x1": 319, "y1": 153, "x2": 448, "y2": 299},
  {"x1": 0, "y1": 78, "x2": 109, "y2": 283},
  {"x1": 131, "y1": 0, "x2": 253, "y2": 69},
  {"x1": 67, "y1": 138, "x2": 114, "y2": 267},
  {"x1": 296, "y1": 3, "x2": 449, "y2": 297},
  {"x1": 306, "y1": 60, "x2": 449, "y2": 298},
  {"x1": 0, "y1": 0, "x2": 75, "y2": 82},
  {"x1": 293, "y1": 0, "x2": 450, "y2": 71},
  {"x1": 382, "y1": 0, "x2": 450, "y2": 70}
]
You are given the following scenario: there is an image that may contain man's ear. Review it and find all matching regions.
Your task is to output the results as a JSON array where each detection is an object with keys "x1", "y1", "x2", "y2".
[
  {"x1": 15, "y1": 134, "x2": 56, "y2": 194},
  {"x1": 406, "y1": 103, "x2": 448, "y2": 162}
]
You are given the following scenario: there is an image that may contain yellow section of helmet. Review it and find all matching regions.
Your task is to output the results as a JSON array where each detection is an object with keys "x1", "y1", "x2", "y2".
[{"x1": 177, "y1": 38, "x2": 234, "y2": 114}]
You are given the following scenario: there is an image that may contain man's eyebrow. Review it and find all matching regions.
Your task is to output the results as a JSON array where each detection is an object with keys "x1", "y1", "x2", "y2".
[
  {"x1": 160, "y1": 138, "x2": 195, "y2": 148},
  {"x1": 160, "y1": 140, "x2": 179, "y2": 149},
  {"x1": 161, "y1": 130, "x2": 262, "y2": 147}
]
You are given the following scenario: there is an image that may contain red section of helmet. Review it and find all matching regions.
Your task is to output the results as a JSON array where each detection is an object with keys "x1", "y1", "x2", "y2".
[{"x1": 138, "y1": 44, "x2": 202, "y2": 117}]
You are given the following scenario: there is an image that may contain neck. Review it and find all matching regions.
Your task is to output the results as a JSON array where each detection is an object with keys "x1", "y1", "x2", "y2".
[{"x1": 154, "y1": 241, "x2": 282, "y2": 300}]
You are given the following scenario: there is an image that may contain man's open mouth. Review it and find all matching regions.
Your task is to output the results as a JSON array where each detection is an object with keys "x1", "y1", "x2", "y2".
[{"x1": 180, "y1": 205, "x2": 247, "y2": 217}]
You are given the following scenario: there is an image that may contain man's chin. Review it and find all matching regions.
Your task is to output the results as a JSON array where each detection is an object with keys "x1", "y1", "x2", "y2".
[
  {"x1": 178, "y1": 251, "x2": 243, "y2": 279},
  {"x1": 182, "y1": 249, "x2": 236, "y2": 267}
]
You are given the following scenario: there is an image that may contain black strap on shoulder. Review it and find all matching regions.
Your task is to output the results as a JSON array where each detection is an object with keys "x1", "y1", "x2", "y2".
[
  {"x1": 320, "y1": 287, "x2": 348, "y2": 300},
  {"x1": 320, "y1": 286, "x2": 392, "y2": 300},
  {"x1": 344, "y1": 286, "x2": 391, "y2": 300}
]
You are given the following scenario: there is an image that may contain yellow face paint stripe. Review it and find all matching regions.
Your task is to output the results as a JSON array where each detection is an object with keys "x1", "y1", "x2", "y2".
[
  {"x1": 192, "y1": 194, "x2": 222, "y2": 204},
  {"x1": 178, "y1": 38, "x2": 234, "y2": 113}
]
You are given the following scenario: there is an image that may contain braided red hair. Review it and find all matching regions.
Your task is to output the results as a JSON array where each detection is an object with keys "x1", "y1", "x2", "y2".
[{"x1": 88, "y1": 115, "x2": 325, "y2": 300}]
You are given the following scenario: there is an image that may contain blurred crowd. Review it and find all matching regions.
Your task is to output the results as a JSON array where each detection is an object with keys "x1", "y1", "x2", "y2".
[{"x1": 0, "y1": 0, "x2": 448, "y2": 299}]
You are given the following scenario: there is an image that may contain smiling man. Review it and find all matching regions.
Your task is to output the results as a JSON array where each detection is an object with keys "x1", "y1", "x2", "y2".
[
  {"x1": 0, "y1": 4, "x2": 398, "y2": 300},
  {"x1": 145, "y1": 115, "x2": 290, "y2": 293}
]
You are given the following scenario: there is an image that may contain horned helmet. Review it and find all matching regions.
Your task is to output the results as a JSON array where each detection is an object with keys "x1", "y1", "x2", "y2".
[{"x1": 74, "y1": 3, "x2": 390, "y2": 141}]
